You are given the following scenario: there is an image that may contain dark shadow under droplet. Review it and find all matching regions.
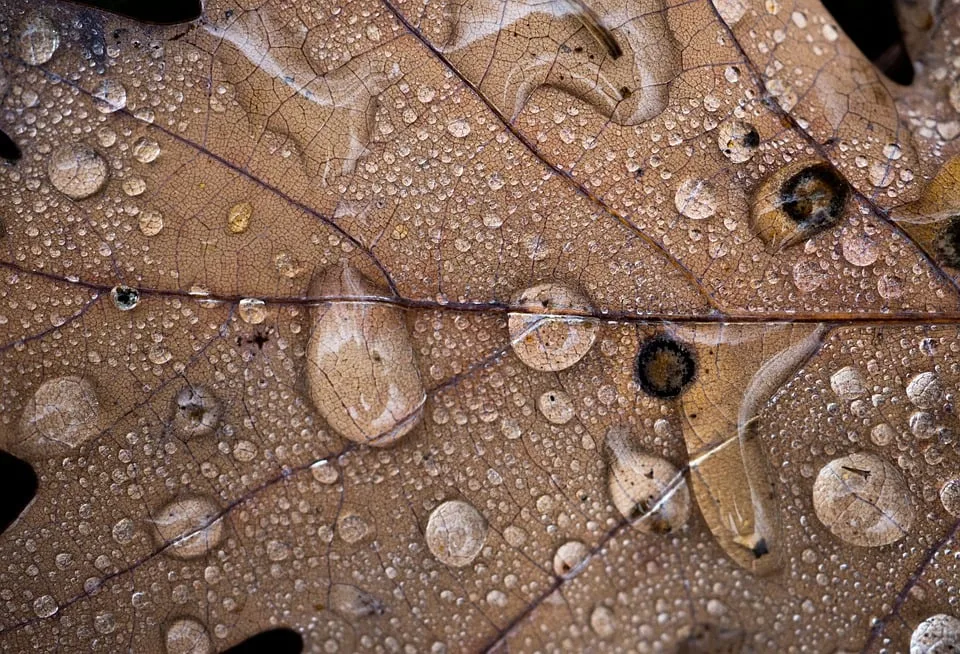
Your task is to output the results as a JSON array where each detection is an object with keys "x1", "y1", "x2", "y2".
[
  {"x1": 67, "y1": 0, "x2": 202, "y2": 24},
  {"x1": 222, "y1": 628, "x2": 303, "y2": 654},
  {"x1": 821, "y1": 0, "x2": 914, "y2": 85},
  {"x1": 0, "y1": 129, "x2": 21, "y2": 162},
  {"x1": 0, "y1": 451, "x2": 38, "y2": 535},
  {"x1": 635, "y1": 337, "x2": 697, "y2": 399},
  {"x1": 779, "y1": 163, "x2": 849, "y2": 231}
]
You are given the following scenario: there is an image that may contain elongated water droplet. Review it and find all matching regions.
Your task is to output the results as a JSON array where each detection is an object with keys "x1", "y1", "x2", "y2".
[
  {"x1": 153, "y1": 496, "x2": 224, "y2": 559},
  {"x1": 18, "y1": 14, "x2": 59, "y2": 66},
  {"x1": 305, "y1": 262, "x2": 425, "y2": 446}
]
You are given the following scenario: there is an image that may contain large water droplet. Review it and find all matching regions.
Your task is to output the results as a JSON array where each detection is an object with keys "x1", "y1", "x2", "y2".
[
  {"x1": 48, "y1": 143, "x2": 108, "y2": 200},
  {"x1": 508, "y1": 283, "x2": 597, "y2": 372},
  {"x1": 13, "y1": 376, "x2": 100, "y2": 459},
  {"x1": 812, "y1": 452, "x2": 914, "y2": 547},
  {"x1": 606, "y1": 426, "x2": 690, "y2": 533},
  {"x1": 425, "y1": 499, "x2": 487, "y2": 568},
  {"x1": 305, "y1": 262, "x2": 425, "y2": 447},
  {"x1": 93, "y1": 78, "x2": 127, "y2": 114},
  {"x1": 906, "y1": 372, "x2": 944, "y2": 409},
  {"x1": 153, "y1": 496, "x2": 224, "y2": 559},
  {"x1": 939, "y1": 479, "x2": 960, "y2": 517},
  {"x1": 33, "y1": 594, "x2": 59, "y2": 618},
  {"x1": 911, "y1": 614, "x2": 960, "y2": 654},
  {"x1": 165, "y1": 617, "x2": 212, "y2": 654},
  {"x1": 18, "y1": 14, "x2": 59, "y2": 66}
]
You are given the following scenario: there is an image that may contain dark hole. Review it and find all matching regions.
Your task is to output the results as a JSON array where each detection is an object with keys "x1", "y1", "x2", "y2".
[
  {"x1": 821, "y1": 0, "x2": 914, "y2": 85},
  {"x1": 67, "y1": 0, "x2": 202, "y2": 24},
  {"x1": 751, "y1": 538, "x2": 770, "y2": 559},
  {"x1": 221, "y1": 628, "x2": 303, "y2": 654},
  {"x1": 0, "y1": 450, "x2": 37, "y2": 535},
  {"x1": 0, "y1": 129, "x2": 21, "y2": 162}
]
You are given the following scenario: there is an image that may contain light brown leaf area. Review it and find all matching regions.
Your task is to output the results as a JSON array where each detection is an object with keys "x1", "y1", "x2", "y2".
[{"x1": 2, "y1": 0, "x2": 960, "y2": 651}]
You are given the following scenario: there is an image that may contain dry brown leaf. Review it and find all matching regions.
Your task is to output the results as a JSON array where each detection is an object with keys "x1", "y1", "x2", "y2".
[{"x1": 1, "y1": 0, "x2": 960, "y2": 652}]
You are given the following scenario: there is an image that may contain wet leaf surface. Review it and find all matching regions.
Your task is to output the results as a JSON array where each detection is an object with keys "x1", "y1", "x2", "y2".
[{"x1": 1, "y1": 0, "x2": 960, "y2": 652}]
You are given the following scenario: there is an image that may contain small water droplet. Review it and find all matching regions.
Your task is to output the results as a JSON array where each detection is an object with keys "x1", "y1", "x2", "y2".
[
  {"x1": 238, "y1": 298, "x2": 266, "y2": 324},
  {"x1": 425, "y1": 500, "x2": 487, "y2": 568},
  {"x1": 674, "y1": 178, "x2": 718, "y2": 220},
  {"x1": 906, "y1": 372, "x2": 944, "y2": 409},
  {"x1": 154, "y1": 496, "x2": 224, "y2": 559},
  {"x1": 552, "y1": 540, "x2": 589, "y2": 577},
  {"x1": 33, "y1": 594, "x2": 58, "y2": 618},
  {"x1": 172, "y1": 385, "x2": 221, "y2": 438},
  {"x1": 132, "y1": 137, "x2": 161, "y2": 164},
  {"x1": 508, "y1": 283, "x2": 598, "y2": 372},
  {"x1": 446, "y1": 119, "x2": 471, "y2": 138},
  {"x1": 227, "y1": 202, "x2": 252, "y2": 234},
  {"x1": 329, "y1": 584, "x2": 384, "y2": 619},
  {"x1": 337, "y1": 513, "x2": 370, "y2": 544},
  {"x1": 717, "y1": 119, "x2": 759, "y2": 163},
  {"x1": 940, "y1": 479, "x2": 960, "y2": 517},
  {"x1": 310, "y1": 460, "x2": 339, "y2": 485},
  {"x1": 830, "y1": 366, "x2": 866, "y2": 400},
  {"x1": 92, "y1": 78, "x2": 127, "y2": 114},
  {"x1": 138, "y1": 209, "x2": 164, "y2": 237},
  {"x1": 111, "y1": 285, "x2": 140, "y2": 311},
  {"x1": 589, "y1": 605, "x2": 616, "y2": 638},
  {"x1": 537, "y1": 389, "x2": 575, "y2": 425}
]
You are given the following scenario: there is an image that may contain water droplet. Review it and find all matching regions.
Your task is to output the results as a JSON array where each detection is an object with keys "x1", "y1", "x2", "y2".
[
  {"x1": 112, "y1": 518, "x2": 135, "y2": 544},
  {"x1": 674, "y1": 178, "x2": 718, "y2": 220},
  {"x1": 132, "y1": 137, "x2": 161, "y2": 164},
  {"x1": 712, "y1": 0, "x2": 747, "y2": 25},
  {"x1": 337, "y1": 513, "x2": 370, "y2": 544},
  {"x1": 751, "y1": 161, "x2": 849, "y2": 250},
  {"x1": 634, "y1": 336, "x2": 696, "y2": 398},
  {"x1": 717, "y1": 119, "x2": 759, "y2": 163},
  {"x1": 677, "y1": 623, "x2": 746, "y2": 652},
  {"x1": 13, "y1": 376, "x2": 100, "y2": 459},
  {"x1": 425, "y1": 499, "x2": 487, "y2": 568},
  {"x1": 172, "y1": 385, "x2": 221, "y2": 438},
  {"x1": 305, "y1": 262, "x2": 425, "y2": 446},
  {"x1": 906, "y1": 372, "x2": 944, "y2": 409},
  {"x1": 138, "y1": 209, "x2": 164, "y2": 237},
  {"x1": 227, "y1": 202, "x2": 252, "y2": 234},
  {"x1": 266, "y1": 539, "x2": 290, "y2": 561},
  {"x1": 122, "y1": 176, "x2": 146, "y2": 197},
  {"x1": 329, "y1": 584, "x2": 384, "y2": 619},
  {"x1": 508, "y1": 283, "x2": 598, "y2": 372},
  {"x1": 33, "y1": 594, "x2": 58, "y2": 618},
  {"x1": 589, "y1": 605, "x2": 616, "y2": 639},
  {"x1": 812, "y1": 452, "x2": 914, "y2": 547},
  {"x1": 870, "y1": 423, "x2": 897, "y2": 447},
  {"x1": 830, "y1": 366, "x2": 866, "y2": 400},
  {"x1": 92, "y1": 78, "x2": 127, "y2": 114},
  {"x1": 552, "y1": 540, "x2": 589, "y2": 577},
  {"x1": 911, "y1": 614, "x2": 960, "y2": 654},
  {"x1": 537, "y1": 389, "x2": 574, "y2": 425},
  {"x1": 18, "y1": 14, "x2": 59, "y2": 66},
  {"x1": 48, "y1": 143, "x2": 108, "y2": 200},
  {"x1": 238, "y1": 298, "x2": 266, "y2": 325},
  {"x1": 310, "y1": 460, "x2": 339, "y2": 485},
  {"x1": 939, "y1": 479, "x2": 960, "y2": 517},
  {"x1": 165, "y1": 617, "x2": 212, "y2": 654},
  {"x1": 111, "y1": 285, "x2": 141, "y2": 311},
  {"x1": 606, "y1": 426, "x2": 690, "y2": 532},
  {"x1": 841, "y1": 233, "x2": 879, "y2": 267},
  {"x1": 153, "y1": 496, "x2": 224, "y2": 559},
  {"x1": 446, "y1": 119, "x2": 471, "y2": 138}
]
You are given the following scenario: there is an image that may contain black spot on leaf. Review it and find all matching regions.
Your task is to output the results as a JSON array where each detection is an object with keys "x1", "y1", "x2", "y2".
[
  {"x1": 68, "y1": 0, "x2": 202, "y2": 24},
  {"x1": 821, "y1": 0, "x2": 914, "y2": 85},
  {"x1": 934, "y1": 217, "x2": 960, "y2": 268},
  {"x1": 0, "y1": 451, "x2": 37, "y2": 535},
  {"x1": 0, "y1": 129, "x2": 21, "y2": 162},
  {"x1": 222, "y1": 628, "x2": 303, "y2": 654},
  {"x1": 635, "y1": 337, "x2": 696, "y2": 399}
]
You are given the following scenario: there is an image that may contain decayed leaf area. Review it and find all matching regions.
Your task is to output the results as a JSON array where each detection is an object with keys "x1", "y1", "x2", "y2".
[{"x1": 2, "y1": 0, "x2": 960, "y2": 651}]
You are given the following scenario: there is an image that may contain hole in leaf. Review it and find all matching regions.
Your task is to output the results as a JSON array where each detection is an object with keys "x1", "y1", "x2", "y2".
[
  {"x1": 821, "y1": 0, "x2": 914, "y2": 85},
  {"x1": 222, "y1": 628, "x2": 304, "y2": 654},
  {"x1": 67, "y1": 0, "x2": 202, "y2": 24},
  {"x1": 0, "y1": 450, "x2": 37, "y2": 534},
  {"x1": 0, "y1": 129, "x2": 21, "y2": 162}
]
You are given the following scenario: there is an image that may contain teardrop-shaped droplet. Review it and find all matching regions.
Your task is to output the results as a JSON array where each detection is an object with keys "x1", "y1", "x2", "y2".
[{"x1": 305, "y1": 262, "x2": 425, "y2": 447}]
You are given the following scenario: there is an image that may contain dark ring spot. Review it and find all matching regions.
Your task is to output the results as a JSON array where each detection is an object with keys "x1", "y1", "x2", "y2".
[
  {"x1": 635, "y1": 337, "x2": 697, "y2": 399},
  {"x1": 779, "y1": 163, "x2": 849, "y2": 230},
  {"x1": 934, "y1": 216, "x2": 960, "y2": 269}
]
